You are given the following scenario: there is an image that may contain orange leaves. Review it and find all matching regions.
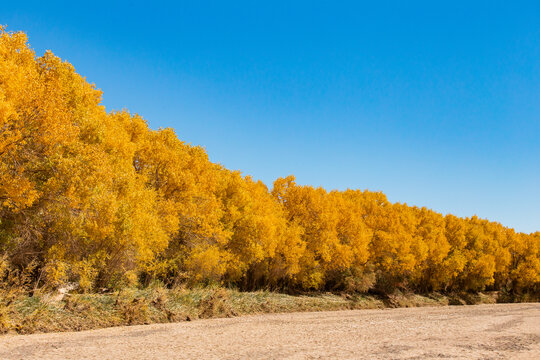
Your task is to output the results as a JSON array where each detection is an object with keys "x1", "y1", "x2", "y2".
[
  {"x1": 0, "y1": 28, "x2": 537, "y2": 294},
  {"x1": 509, "y1": 232, "x2": 540, "y2": 290},
  {"x1": 271, "y1": 178, "x2": 375, "y2": 289},
  {"x1": 0, "y1": 28, "x2": 171, "y2": 289}
]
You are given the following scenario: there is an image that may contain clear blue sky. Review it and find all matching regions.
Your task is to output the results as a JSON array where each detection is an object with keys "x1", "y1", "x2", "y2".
[{"x1": 4, "y1": 1, "x2": 539, "y2": 233}]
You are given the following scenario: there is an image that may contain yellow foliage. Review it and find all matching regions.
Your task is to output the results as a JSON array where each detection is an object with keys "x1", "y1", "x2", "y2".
[{"x1": 0, "y1": 27, "x2": 537, "y2": 294}]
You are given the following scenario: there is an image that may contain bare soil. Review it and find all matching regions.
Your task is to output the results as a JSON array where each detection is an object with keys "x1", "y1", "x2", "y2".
[{"x1": 0, "y1": 303, "x2": 538, "y2": 359}]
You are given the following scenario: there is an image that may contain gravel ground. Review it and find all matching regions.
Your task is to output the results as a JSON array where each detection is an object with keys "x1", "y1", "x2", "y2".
[{"x1": 0, "y1": 303, "x2": 538, "y2": 359}]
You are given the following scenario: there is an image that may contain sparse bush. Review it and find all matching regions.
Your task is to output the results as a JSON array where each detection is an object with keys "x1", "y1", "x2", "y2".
[{"x1": 198, "y1": 288, "x2": 237, "y2": 319}]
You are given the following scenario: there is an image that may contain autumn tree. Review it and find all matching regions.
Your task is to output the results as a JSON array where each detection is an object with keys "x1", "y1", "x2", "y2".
[{"x1": 0, "y1": 27, "x2": 537, "y2": 295}]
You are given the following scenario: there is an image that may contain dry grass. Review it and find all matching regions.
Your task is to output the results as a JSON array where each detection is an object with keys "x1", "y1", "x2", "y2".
[{"x1": 0, "y1": 286, "x2": 534, "y2": 335}]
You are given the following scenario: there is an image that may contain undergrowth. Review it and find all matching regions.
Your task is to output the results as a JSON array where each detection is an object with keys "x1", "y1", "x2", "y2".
[{"x1": 1, "y1": 285, "x2": 535, "y2": 335}]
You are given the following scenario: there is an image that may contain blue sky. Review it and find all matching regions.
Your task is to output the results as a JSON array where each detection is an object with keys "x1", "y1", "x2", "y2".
[{"x1": 3, "y1": 1, "x2": 539, "y2": 233}]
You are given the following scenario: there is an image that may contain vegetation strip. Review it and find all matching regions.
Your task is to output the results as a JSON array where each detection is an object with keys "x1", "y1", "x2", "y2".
[{"x1": 3, "y1": 286, "x2": 535, "y2": 335}]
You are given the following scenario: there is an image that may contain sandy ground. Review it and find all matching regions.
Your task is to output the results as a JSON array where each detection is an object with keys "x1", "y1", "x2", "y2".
[{"x1": 0, "y1": 303, "x2": 538, "y2": 360}]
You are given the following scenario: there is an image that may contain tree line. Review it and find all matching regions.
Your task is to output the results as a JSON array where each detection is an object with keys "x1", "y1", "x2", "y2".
[{"x1": 1, "y1": 28, "x2": 538, "y2": 294}]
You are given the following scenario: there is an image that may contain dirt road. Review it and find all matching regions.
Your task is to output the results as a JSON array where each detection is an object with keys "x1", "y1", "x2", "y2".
[{"x1": 0, "y1": 303, "x2": 538, "y2": 359}]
